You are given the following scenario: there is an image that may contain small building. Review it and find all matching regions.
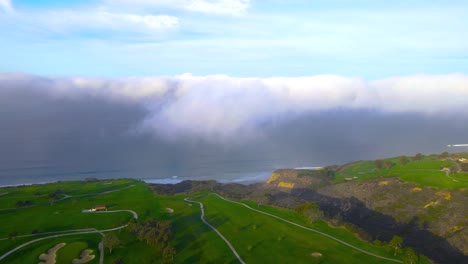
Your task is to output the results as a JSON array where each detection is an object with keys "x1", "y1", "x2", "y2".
[{"x1": 95, "y1": 205, "x2": 107, "y2": 211}]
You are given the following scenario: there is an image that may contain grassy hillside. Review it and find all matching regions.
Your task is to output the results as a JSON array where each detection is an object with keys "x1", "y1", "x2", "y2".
[
  {"x1": 0, "y1": 179, "x2": 413, "y2": 263},
  {"x1": 335, "y1": 154, "x2": 468, "y2": 189},
  {"x1": 196, "y1": 194, "x2": 405, "y2": 264}
]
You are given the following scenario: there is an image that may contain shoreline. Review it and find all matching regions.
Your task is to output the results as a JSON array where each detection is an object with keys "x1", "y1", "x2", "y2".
[
  {"x1": 0, "y1": 167, "x2": 328, "y2": 188},
  {"x1": 0, "y1": 172, "x2": 273, "y2": 188}
]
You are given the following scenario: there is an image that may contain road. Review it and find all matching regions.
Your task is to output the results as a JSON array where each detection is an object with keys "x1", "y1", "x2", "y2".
[
  {"x1": 208, "y1": 193, "x2": 402, "y2": 263},
  {"x1": 0, "y1": 210, "x2": 137, "y2": 263},
  {"x1": 91, "y1": 209, "x2": 138, "y2": 220},
  {"x1": 0, "y1": 184, "x2": 136, "y2": 212},
  {"x1": 184, "y1": 197, "x2": 245, "y2": 264},
  {"x1": 0, "y1": 183, "x2": 138, "y2": 263}
]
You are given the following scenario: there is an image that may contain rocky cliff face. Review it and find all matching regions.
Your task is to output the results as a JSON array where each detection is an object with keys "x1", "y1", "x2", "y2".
[
  {"x1": 317, "y1": 177, "x2": 467, "y2": 256},
  {"x1": 263, "y1": 169, "x2": 330, "y2": 191},
  {"x1": 264, "y1": 170, "x2": 467, "y2": 260}
]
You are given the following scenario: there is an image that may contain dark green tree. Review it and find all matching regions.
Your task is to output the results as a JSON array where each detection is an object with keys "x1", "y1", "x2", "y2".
[
  {"x1": 128, "y1": 217, "x2": 173, "y2": 251},
  {"x1": 460, "y1": 163, "x2": 468, "y2": 172},
  {"x1": 374, "y1": 159, "x2": 383, "y2": 169},
  {"x1": 112, "y1": 256, "x2": 124, "y2": 264},
  {"x1": 294, "y1": 202, "x2": 324, "y2": 223},
  {"x1": 8, "y1": 231, "x2": 18, "y2": 242},
  {"x1": 399, "y1": 156, "x2": 409, "y2": 165},
  {"x1": 163, "y1": 247, "x2": 176, "y2": 262},
  {"x1": 103, "y1": 233, "x2": 121, "y2": 254},
  {"x1": 389, "y1": 235, "x2": 403, "y2": 256},
  {"x1": 412, "y1": 153, "x2": 424, "y2": 161},
  {"x1": 439, "y1": 152, "x2": 449, "y2": 159},
  {"x1": 384, "y1": 161, "x2": 393, "y2": 169},
  {"x1": 403, "y1": 247, "x2": 418, "y2": 264}
]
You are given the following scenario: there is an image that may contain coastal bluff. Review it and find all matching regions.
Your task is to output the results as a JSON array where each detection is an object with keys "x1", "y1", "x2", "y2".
[{"x1": 263, "y1": 169, "x2": 331, "y2": 191}]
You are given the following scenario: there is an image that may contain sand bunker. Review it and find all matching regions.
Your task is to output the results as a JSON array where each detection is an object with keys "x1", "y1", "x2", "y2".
[
  {"x1": 38, "y1": 243, "x2": 66, "y2": 264},
  {"x1": 72, "y1": 249, "x2": 95, "y2": 264},
  {"x1": 311, "y1": 252, "x2": 322, "y2": 257}
]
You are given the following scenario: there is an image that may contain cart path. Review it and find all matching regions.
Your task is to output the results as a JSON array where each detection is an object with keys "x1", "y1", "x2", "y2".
[
  {"x1": 184, "y1": 197, "x2": 245, "y2": 264},
  {"x1": 209, "y1": 193, "x2": 402, "y2": 263},
  {"x1": 0, "y1": 209, "x2": 138, "y2": 263}
]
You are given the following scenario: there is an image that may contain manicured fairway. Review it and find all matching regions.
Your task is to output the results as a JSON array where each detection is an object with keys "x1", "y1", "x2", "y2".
[
  {"x1": 195, "y1": 194, "x2": 404, "y2": 264},
  {"x1": 0, "y1": 179, "x2": 426, "y2": 263}
]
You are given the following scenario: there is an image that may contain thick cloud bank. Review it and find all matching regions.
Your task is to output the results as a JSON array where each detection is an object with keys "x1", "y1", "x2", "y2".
[
  {"x1": 1, "y1": 73, "x2": 467, "y2": 184},
  {"x1": 2, "y1": 73, "x2": 467, "y2": 141}
]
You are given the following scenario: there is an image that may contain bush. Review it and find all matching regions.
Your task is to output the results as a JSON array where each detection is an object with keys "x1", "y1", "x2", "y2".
[{"x1": 374, "y1": 160, "x2": 383, "y2": 169}]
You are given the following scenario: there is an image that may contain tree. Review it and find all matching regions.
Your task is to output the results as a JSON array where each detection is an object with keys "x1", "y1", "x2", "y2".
[
  {"x1": 103, "y1": 233, "x2": 121, "y2": 254},
  {"x1": 112, "y1": 256, "x2": 124, "y2": 264},
  {"x1": 460, "y1": 163, "x2": 468, "y2": 172},
  {"x1": 128, "y1": 217, "x2": 173, "y2": 251},
  {"x1": 294, "y1": 202, "x2": 324, "y2": 223},
  {"x1": 374, "y1": 160, "x2": 383, "y2": 169},
  {"x1": 163, "y1": 247, "x2": 176, "y2": 262},
  {"x1": 399, "y1": 156, "x2": 409, "y2": 165},
  {"x1": 8, "y1": 231, "x2": 18, "y2": 242},
  {"x1": 412, "y1": 153, "x2": 424, "y2": 161},
  {"x1": 403, "y1": 247, "x2": 418, "y2": 264},
  {"x1": 384, "y1": 161, "x2": 393, "y2": 169},
  {"x1": 439, "y1": 151, "x2": 449, "y2": 159},
  {"x1": 389, "y1": 235, "x2": 403, "y2": 256},
  {"x1": 85, "y1": 177, "x2": 99, "y2": 182}
]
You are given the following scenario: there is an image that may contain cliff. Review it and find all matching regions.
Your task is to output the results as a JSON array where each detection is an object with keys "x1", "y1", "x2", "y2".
[{"x1": 263, "y1": 169, "x2": 331, "y2": 191}]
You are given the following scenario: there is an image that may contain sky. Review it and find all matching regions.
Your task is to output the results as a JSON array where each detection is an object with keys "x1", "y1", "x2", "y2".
[
  {"x1": 0, "y1": 1, "x2": 468, "y2": 185},
  {"x1": 0, "y1": 0, "x2": 467, "y2": 77}
]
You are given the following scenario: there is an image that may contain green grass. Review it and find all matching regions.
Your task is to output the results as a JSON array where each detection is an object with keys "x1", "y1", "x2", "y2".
[
  {"x1": 0, "y1": 180, "x2": 237, "y2": 263},
  {"x1": 335, "y1": 156, "x2": 468, "y2": 189},
  {"x1": 0, "y1": 180, "x2": 430, "y2": 263},
  {"x1": 4, "y1": 235, "x2": 100, "y2": 264},
  {"x1": 196, "y1": 194, "x2": 405, "y2": 264},
  {"x1": 57, "y1": 241, "x2": 96, "y2": 263}
]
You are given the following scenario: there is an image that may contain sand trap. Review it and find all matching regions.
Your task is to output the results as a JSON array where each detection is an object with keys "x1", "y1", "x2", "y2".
[
  {"x1": 311, "y1": 252, "x2": 322, "y2": 257},
  {"x1": 72, "y1": 249, "x2": 95, "y2": 264},
  {"x1": 166, "y1": 208, "x2": 174, "y2": 213},
  {"x1": 38, "y1": 243, "x2": 66, "y2": 264}
]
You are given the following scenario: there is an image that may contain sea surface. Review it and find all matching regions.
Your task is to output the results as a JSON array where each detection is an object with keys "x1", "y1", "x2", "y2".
[{"x1": 0, "y1": 164, "x2": 282, "y2": 187}]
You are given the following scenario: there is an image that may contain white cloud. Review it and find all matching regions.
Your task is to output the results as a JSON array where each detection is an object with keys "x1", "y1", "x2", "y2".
[
  {"x1": 109, "y1": 0, "x2": 250, "y2": 15},
  {"x1": 0, "y1": 0, "x2": 13, "y2": 13},
  {"x1": 38, "y1": 10, "x2": 179, "y2": 32},
  {"x1": 185, "y1": 0, "x2": 250, "y2": 15},
  {"x1": 2, "y1": 73, "x2": 468, "y2": 141}
]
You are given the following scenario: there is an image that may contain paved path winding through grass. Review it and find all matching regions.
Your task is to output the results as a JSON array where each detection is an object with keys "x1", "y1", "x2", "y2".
[
  {"x1": 210, "y1": 193, "x2": 403, "y2": 264},
  {"x1": 0, "y1": 210, "x2": 137, "y2": 263},
  {"x1": 184, "y1": 197, "x2": 245, "y2": 264},
  {"x1": 0, "y1": 183, "x2": 138, "y2": 263},
  {"x1": 0, "y1": 184, "x2": 136, "y2": 212}
]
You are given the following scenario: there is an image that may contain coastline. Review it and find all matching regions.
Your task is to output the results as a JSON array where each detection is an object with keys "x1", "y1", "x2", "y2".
[{"x1": 143, "y1": 171, "x2": 272, "y2": 185}]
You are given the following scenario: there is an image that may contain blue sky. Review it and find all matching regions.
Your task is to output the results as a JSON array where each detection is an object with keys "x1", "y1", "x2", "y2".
[{"x1": 0, "y1": 0, "x2": 467, "y2": 78}]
